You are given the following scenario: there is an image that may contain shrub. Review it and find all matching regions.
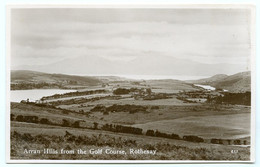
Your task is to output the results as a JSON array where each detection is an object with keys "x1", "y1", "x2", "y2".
[
  {"x1": 72, "y1": 121, "x2": 80, "y2": 128},
  {"x1": 151, "y1": 106, "x2": 160, "y2": 109},
  {"x1": 11, "y1": 114, "x2": 15, "y2": 121},
  {"x1": 16, "y1": 115, "x2": 24, "y2": 122},
  {"x1": 234, "y1": 139, "x2": 241, "y2": 145},
  {"x1": 211, "y1": 138, "x2": 219, "y2": 144},
  {"x1": 23, "y1": 116, "x2": 38, "y2": 123},
  {"x1": 106, "y1": 104, "x2": 147, "y2": 113},
  {"x1": 146, "y1": 130, "x2": 155, "y2": 136},
  {"x1": 11, "y1": 131, "x2": 21, "y2": 139},
  {"x1": 39, "y1": 118, "x2": 50, "y2": 124},
  {"x1": 64, "y1": 131, "x2": 72, "y2": 137},
  {"x1": 90, "y1": 105, "x2": 106, "y2": 112},
  {"x1": 211, "y1": 92, "x2": 251, "y2": 106},
  {"x1": 113, "y1": 88, "x2": 130, "y2": 95},
  {"x1": 210, "y1": 138, "x2": 223, "y2": 144},
  {"x1": 62, "y1": 119, "x2": 70, "y2": 127},
  {"x1": 227, "y1": 139, "x2": 231, "y2": 145},
  {"x1": 183, "y1": 135, "x2": 204, "y2": 143},
  {"x1": 21, "y1": 133, "x2": 33, "y2": 142},
  {"x1": 101, "y1": 124, "x2": 142, "y2": 135},
  {"x1": 171, "y1": 133, "x2": 180, "y2": 140},
  {"x1": 34, "y1": 134, "x2": 51, "y2": 147}
]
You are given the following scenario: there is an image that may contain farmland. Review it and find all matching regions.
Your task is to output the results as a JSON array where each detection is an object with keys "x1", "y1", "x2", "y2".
[{"x1": 10, "y1": 71, "x2": 251, "y2": 160}]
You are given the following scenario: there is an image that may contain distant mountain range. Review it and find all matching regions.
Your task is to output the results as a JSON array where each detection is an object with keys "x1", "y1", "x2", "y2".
[
  {"x1": 188, "y1": 71, "x2": 251, "y2": 92},
  {"x1": 13, "y1": 54, "x2": 247, "y2": 76},
  {"x1": 11, "y1": 70, "x2": 251, "y2": 92}
]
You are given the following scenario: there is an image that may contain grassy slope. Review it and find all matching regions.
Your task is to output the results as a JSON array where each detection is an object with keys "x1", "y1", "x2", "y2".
[
  {"x1": 11, "y1": 122, "x2": 250, "y2": 160},
  {"x1": 10, "y1": 102, "x2": 251, "y2": 160},
  {"x1": 11, "y1": 70, "x2": 101, "y2": 86},
  {"x1": 146, "y1": 79, "x2": 198, "y2": 93},
  {"x1": 212, "y1": 72, "x2": 251, "y2": 92},
  {"x1": 57, "y1": 97, "x2": 250, "y2": 140},
  {"x1": 189, "y1": 71, "x2": 251, "y2": 92}
]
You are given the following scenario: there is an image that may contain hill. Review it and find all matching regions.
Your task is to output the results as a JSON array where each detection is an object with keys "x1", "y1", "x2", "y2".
[
  {"x1": 11, "y1": 70, "x2": 102, "y2": 89},
  {"x1": 189, "y1": 71, "x2": 251, "y2": 92},
  {"x1": 187, "y1": 74, "x2": 229, "y2": 83}
]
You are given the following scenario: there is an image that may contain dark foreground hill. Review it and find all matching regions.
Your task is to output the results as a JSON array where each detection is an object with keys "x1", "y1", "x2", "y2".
[{"x1": 188, "y1": 71, "x2": 251, "y2": 92}]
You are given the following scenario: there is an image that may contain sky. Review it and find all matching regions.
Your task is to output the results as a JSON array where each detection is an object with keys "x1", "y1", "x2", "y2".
[{"x1": 11, "y1": 8, "x2": 252, "y2": 71}]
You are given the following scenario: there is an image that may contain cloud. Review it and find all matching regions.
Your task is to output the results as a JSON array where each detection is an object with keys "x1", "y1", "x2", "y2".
[{"x1": 11, "y1": 8, "x2": 252, "y2": 70}]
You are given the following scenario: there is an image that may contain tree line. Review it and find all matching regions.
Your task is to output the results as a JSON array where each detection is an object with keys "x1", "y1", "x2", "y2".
[
  {"x1": 41, "y1": 89, "x2": 107, "y2": 100},
  {"x1": 11, "y1": 114, "x2": 248, "y2": 146},
  {"x1": 101, "y1": 123, "x2": 143, "y2": 135},
  {"x1": 113, "y1": 88, "x2": 145, "y2": 95},
  {"x1": 90, "y1": 104, "x2": 148, "y2": 114},
  {"x1": 11, "y1": 82, "x2": 67, "y2": 90},
  {"x1": 208, "y1": 92, "x2": 251, "y2": 106}
]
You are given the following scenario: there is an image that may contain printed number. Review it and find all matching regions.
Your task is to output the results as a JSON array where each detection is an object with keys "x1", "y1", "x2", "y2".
[{"x1": 231, "y1": 150, "x2": 238, "y2": 154}]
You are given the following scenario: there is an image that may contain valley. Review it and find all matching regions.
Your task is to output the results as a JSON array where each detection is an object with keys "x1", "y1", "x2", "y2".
[{"x1": 10, "y1": 70, "x2": 252, "y2": 160}]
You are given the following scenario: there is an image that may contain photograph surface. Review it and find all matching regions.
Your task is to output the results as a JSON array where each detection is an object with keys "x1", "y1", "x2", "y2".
[{"x1": 6, "y1": 5, "x2": 255, "y2": 162}]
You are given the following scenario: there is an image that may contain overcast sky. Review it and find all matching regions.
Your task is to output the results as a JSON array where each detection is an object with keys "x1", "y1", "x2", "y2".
[{"x1": 11, "y1": 8, "x2": 251, "y2": 69}]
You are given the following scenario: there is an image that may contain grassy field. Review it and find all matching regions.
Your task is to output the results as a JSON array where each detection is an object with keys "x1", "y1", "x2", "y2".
[
  {"x1": 146, "y1": 80, "x2": 198, "y2": 93},
  {"x1": 132, "y1": 113, "x2": 250, "y2": 139},
  {"x1": 11, "y1": 98, "x2": 251, "y2": 140},
  {"x1": 9, "y1": 77, "x2": 251, "y2": 161},
  {"x1": 10, "y1": 122, "x2": 250, "y2": 160},
  {"x1": 61, "y1": 96, "x2": 191, "y2": 109}
]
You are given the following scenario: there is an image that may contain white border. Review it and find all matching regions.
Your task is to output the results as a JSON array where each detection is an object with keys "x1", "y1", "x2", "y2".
[{"x1": 5, "y1": 4, "x2": 256, "y2": 164}]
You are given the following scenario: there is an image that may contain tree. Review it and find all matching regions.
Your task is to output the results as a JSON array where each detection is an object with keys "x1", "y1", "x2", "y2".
[
  {"x1": 113, "y1": 88, "x2": 130, "y2": 95},
  {"x1": 183, "y1": 135, "x2": 204, "y2": 143},
  {"x1": 146, "y1": 130, "x2": 155, "y2": 136},
  {"x1": 234, "y1": 139, "x2": 241, "y2": 145},
  {"x1": 40, "y1": 118, "x2": 49, "y2": 124},
  {"x1": 171, "y1": 133, "x2": 180, "y2": 140},
  {"x1": 16, "y1": 115, "x2": 24, "y2": 122}
]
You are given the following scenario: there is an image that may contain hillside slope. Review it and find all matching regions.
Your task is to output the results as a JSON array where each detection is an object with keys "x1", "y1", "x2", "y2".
[
  {"x1": 11, "y1": 70, "x2": 102, "y2": 86},
  {"x1": 187, "y1": 74, "x2": 229, "y2": 83},
  {"x1": 189, "y1": 71, "x2": 251, "y2": 92}
]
